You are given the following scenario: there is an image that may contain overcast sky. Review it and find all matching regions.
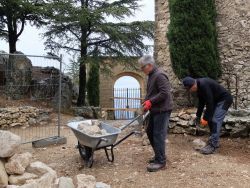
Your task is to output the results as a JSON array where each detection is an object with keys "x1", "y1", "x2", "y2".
[
  {"x1": 0, "y1": 0, "x2": 154, "y2": 88},
  {"x1": 0, "y1": 0, "x2": 154, "y2": 58}
]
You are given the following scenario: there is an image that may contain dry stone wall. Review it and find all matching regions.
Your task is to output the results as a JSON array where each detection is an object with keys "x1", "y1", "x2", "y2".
[{"x1": 154, "y1": 0, "x2": 250, "y2": 109}]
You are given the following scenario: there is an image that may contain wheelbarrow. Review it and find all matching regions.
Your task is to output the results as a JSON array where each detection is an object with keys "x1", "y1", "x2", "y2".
[{"x1": 67, "y1": 111, "x2": 149, "y2": 168}]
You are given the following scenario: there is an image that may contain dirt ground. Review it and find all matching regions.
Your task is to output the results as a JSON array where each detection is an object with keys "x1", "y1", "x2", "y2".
[{"x1": 20, "y1": 114, "x2": 250, "y2": 188}]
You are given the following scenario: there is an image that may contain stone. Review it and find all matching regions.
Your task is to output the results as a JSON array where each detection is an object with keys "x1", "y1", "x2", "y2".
[
  {"x1": 58, "y1": 177, "x2": 75, "y2": 188},
  {"x1": 96, "y1": 182, "x2": 111, "y2": 188},
  {"x1": 177, "y1": 120, "x2": 189, "y2": 127},
  {"x1": 192, "y1": 139, "x2": 206, "y2": 150},
  {"x1": 179, "y1": 114, "x2": 191, "y2": 121},
  {"x1": 9, "y1": 172, "x2": 38, "y2": 185},
  {"x1": 74, "y1": 174, "x2": 96, "y2": 188},
  {"x1": 0, "y1": 130, "x2": 21, "y2": 158},
  {"x1": 231, "y1": 126, "x2": 249, "y2": 138},
  {"x1": 5, "y1": 152, "x2": 32, "y2": 175},
  {"x1": 26, "y1": 161, "x2": 56, "y2": 176},
  {"x1": 25, "y1": 162, "x2": 57, "y2": 188},
  {"x1": 28, "y1": 118, "x2": 37, "y2": 126},
  {"x1": 74, "y1": 107, "x2": 95, "y2": 119},
  {"x1": 171, "y1": 126, "x2": 186, "y2": 134},
  {"x1": 6, "y1": 52, "x2": 32, "y2": 99},
  {"x1": 0, "y1": 159, "x2": 8, "y2": 186}
]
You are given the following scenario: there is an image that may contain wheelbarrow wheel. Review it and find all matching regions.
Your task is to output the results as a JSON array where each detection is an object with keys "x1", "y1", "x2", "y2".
[{"x1": 78, "y1": 142, "x2": 94, "y2": 168}]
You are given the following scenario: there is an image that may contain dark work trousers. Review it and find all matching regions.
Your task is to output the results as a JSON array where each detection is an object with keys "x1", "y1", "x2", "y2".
[
  {"x1": 208, "y1": 101, "x2": 230, "y2": 148},
  {"x1": 146, "y1": 111, "x2": 171, "y2": 164}
]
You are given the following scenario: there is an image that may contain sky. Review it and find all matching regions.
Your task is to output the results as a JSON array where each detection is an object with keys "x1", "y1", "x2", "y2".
[{"x1": 0, "y1": 0, "x2": 155, "y2": 88}]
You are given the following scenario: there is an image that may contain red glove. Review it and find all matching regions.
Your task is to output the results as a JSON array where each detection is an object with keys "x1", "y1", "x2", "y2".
[
  {"x1": 200, "y1": 118, "x2": 208, "y2": 127},
  {"x1": 143, "y1": 100, "x2": 152, "y2": 111}
]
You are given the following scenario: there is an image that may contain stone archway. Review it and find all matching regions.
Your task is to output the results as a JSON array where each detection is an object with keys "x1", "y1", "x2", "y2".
[{"x1": 99, "y1": 60, "x2": 146, "y2": 109}]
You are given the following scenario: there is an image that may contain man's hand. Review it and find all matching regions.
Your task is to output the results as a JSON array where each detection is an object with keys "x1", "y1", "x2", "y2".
[
  {"x1": 200, "y1": 118, "x2": 208, "y2": 127},
  {"x1": 142, "y1": 100, "x2": 152, "y2": 111}
]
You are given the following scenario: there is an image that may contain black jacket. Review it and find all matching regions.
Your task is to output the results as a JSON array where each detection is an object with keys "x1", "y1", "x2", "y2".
[
  {"x1": 196, "y1": 78, "x2": 233, "y2": 121},
  {"x1": 145, "y1": 67, "x2": 173, "y2": 114}
]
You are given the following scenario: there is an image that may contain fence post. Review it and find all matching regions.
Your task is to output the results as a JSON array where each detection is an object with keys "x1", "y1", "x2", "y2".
[{"x1": 58, "y1": 54, "x2": 62, "y2": 137}]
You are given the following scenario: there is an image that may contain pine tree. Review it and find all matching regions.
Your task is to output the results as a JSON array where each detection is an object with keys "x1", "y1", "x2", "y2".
[
  {"x1": 43, "y1": 0, "x2": 154, "y2": 106},
  {"x1": 0, "y1": 0, "x2": 44, "y2": 53},
  {"x1": 167, "y1": 0, "x2": 221, "y2": 79}
]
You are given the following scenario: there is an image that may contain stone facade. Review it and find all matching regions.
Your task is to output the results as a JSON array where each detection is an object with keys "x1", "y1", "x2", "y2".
[
  {"x1": 154, "y1": 0, "x2": 250, "y2": 109},
  {"x1": 99, "y1": 59, "x2": 146, "y2": 109}
]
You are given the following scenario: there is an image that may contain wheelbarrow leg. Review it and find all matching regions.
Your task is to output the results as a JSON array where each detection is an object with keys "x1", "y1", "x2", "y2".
[{"x1": 104, "y1": 146, "x2": 114, "y2": 162}]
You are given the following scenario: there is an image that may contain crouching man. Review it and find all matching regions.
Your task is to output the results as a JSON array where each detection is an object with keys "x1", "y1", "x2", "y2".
[
  {"x1": 182, "y1": 77, "x2": 233, "y2": 155},
  {"x1": 138, "y1": 55, "x2": 173, "y2": 172}
]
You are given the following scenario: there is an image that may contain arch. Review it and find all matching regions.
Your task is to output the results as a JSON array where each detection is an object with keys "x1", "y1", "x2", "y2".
[{"x1": 113, "y1": 71, "x2": 145, "y2": 92}]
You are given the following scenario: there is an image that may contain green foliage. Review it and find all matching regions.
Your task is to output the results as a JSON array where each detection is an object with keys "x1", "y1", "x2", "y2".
[
  {"x1": 43, "y1": 0, "x2": 154, "y2": 106},
  {"x1": 167, "y1": 0, "x2": 221, "y2": 79},
  {"x1": 87, "y1": 57, "x2": 100, "y2": 107},
  {"x1": 67, "y1": 55, "x2": 80, "y2": 84},
  {"x1": 0, "y1": 0, "x2": 45, "y2": 52}
]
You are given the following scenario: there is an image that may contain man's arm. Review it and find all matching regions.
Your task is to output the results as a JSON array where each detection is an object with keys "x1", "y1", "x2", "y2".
[
  {"x1": 196, "y1": 99, "x2": 205, "y2": 119},
  {"x1": 202, "y1": 86, "x2": 215, "y2": 121},
  {"x1": 149, "y1": 74, "x2": 170, "y2": 104}
]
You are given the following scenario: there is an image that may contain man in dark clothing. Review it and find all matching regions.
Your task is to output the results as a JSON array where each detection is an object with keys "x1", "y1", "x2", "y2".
[
  {"x1": 182, "y1": 77, "x2": 233, "y2": 155},
  {"x1": 138, "y1": 55, "x2": 173, "y2": 172}
]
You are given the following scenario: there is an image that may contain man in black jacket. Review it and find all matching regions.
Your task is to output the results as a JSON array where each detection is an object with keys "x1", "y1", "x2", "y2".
[
  {"x1": 138, "y1": 55, "x2": 173, "y2": 172},
  {"x1": 183, "y1": 77, "x2": 233, "y2": 154}
]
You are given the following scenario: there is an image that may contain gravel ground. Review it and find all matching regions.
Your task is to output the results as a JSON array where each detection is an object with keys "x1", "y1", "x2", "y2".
[{"x1": 20, "y1": 115, "x2": 250, "y2": 188}]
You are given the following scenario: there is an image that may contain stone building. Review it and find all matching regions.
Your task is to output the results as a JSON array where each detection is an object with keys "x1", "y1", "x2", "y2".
[{"x1": 154, "y1": 0, "x2": 250, "y2": 109}]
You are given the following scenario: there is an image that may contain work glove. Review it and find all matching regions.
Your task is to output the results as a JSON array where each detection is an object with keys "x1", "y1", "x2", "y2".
[
  {"x1": 200, "y1": 118, "x2": 208, "y2": 127},
  {"x1": 142, "y1": 100, "x2": 152, "y2": 111}
]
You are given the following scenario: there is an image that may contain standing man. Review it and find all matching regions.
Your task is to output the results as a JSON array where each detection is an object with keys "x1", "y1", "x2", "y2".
[
  {"x1": 138, "y1": 55, "x2": 173, "y2": 172},
  {"x1": 182, "y1": 77, "x2": 233, "y2": 155}
]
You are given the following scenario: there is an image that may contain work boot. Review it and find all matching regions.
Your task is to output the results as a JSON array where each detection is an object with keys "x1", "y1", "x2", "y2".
[
  {"x1": 147, "y1": 162, "x2": 166, "y2": 172},
  {"x1": 200, "y1": 144, "x2": 216, "y2": 155},
  {"x1": 148, "y1": 157, "x2": 155, "y2": 164}
]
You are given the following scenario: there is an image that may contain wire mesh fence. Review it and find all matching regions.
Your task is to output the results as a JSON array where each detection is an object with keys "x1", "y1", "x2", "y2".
[
  {"x1": 113, "y1": 88, "x2": 142, "y2": 120},
  {"x1": 0, "y1": 53, "x2": 63, "y2": 143}
]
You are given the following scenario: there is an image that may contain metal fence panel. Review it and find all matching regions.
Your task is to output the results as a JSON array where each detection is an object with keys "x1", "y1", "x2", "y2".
[{"x1": 0, "y1": 53, "x2": 62, "y2": 143}]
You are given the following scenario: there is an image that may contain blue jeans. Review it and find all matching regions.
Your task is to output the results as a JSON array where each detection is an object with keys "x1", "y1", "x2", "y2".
[
  {"x1": 146, "y1": 111, "x2": 171, "y2": 164},
  {"x1": 208, "y1": 101, "x2": 228, "y2": 148}
]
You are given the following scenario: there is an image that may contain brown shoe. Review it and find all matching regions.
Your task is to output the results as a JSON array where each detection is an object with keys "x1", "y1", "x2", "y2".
[{"x1": 147, "y1": 162, "x2": 166, "y2": 172}]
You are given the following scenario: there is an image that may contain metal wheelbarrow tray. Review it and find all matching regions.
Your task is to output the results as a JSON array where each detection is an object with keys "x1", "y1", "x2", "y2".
[{"x1": 68, "y1": 112, "x2": 149, "y2": 168}]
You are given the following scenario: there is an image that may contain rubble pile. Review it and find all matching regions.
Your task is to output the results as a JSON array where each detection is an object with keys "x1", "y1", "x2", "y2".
[
  {"x1": 169, "y1": 108, "x2": 250, "y2": 138},
  {"x1": 0, "y1": 106, "x2": 50, "y2": 129},
  {"x1": 0, "y1": 130, "x2": 111, "y2": 188},
  {"x1": 77, "y1": 120, "x2": 108, "y2": 137}
]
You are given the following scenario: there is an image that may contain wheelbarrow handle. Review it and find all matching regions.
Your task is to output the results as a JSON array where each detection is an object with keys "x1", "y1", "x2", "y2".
[{"x1": 119, "y1": 111, "x2": 150, "y2": 131}]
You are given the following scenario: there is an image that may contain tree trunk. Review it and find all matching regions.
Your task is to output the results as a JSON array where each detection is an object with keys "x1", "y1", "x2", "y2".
[
  {"x1": 77, "y1": 0, "x2": 89, "y2": 107},
  {"x1": 8, "y1": 35, "x2": 17, "y2": 53},
  {"x1": 77, "y1": 61, "x2": 86, "y2": 106}
]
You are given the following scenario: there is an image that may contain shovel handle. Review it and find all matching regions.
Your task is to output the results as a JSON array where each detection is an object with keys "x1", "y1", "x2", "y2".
[{"x1": 119, "y1": 111, "x2": 150, "y2": 131}]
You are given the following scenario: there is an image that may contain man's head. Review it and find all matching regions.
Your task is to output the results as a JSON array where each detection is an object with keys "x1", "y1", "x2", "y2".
[
  {"x1": 182, "y1": 76, "x2": 197, "y2": 92},
  {"x1": 138, "y1": 55, "x2": 155, "y2": 75}
]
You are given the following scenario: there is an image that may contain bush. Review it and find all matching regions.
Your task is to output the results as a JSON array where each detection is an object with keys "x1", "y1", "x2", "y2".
[
  {"x1": 167, "y1": 0, "x2": 221, "y2": 79},
  {"x1": 87, "y1": 60, "x2": 100, "y2": 107}
]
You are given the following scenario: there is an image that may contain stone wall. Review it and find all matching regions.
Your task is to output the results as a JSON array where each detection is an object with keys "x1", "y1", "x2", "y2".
[
  {"x1": 216, "y1": 0, "x2": 250, "y2": 108},
  {"x1": 154, "y1": 0, "x2": 250, "y2": 109},
  {"x1": 0, "y1": 106, "x2": 50, "y2": 129},
  {"x1": 154, "y1": 0, "x2": 190, "y2": 108}
]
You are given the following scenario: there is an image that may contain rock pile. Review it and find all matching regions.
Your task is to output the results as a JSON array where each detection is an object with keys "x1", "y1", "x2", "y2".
[
  {"x1": 0, "y1": 130, "x2": 111, "y2": 188},
  {"x1": 169, "y1": 108, "x2": 250, "y2": 138},
  {"x1": 73, "y1": 107, "x2": 102, "y2": 119},
  {"x1": 0, "y1": 106, "x2": 50, "y2": 129},
  {"x1": 77, "y1": 120, "x2": 108, "y2": 137}
]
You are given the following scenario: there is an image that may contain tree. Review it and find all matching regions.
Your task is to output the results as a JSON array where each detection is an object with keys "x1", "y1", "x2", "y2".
[
  {"x1": 87, "y1": 56, "x2": 100, "y2": 107},
  {"x1": 0, "y1": 0, "x2": 44, "y2": 53},
  {"x1": 43, "y1": 0, "x2": 154, "y2": 106},
  {"x1": 167, "y1": 0, "x2": 221, "y2": 79}
]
